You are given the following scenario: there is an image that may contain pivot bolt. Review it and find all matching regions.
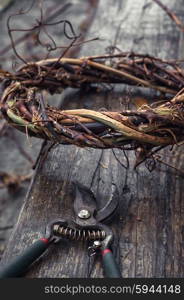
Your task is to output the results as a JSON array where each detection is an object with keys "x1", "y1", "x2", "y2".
[
  {"x1": 78, "y1": 209, "x2": 91, "y2": 219},
  {"x1": 93, "y1": 240, "x2": 101, "y2": 248}
]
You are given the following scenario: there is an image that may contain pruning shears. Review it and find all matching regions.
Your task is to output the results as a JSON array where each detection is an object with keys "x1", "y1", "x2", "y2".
[{"x1": 0, "y1": 183, "x2": 121, "y2": 278}]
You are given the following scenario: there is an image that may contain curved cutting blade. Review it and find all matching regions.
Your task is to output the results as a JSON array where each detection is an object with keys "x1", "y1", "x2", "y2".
[
  {"x1": 95, "y1": 184, "x2": 119, "y2": 223},
  {"x1": 73, "y1": 182, "x2": 119, "y2": 226}
]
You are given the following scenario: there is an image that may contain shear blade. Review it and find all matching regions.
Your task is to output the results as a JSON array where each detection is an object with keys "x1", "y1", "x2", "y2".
[
  {"x1": 74, "y1": 182, "x2": 119, "y2": 225},
  {"x1": 96, "y1": 184, "x2": 119, "y2": 223}
]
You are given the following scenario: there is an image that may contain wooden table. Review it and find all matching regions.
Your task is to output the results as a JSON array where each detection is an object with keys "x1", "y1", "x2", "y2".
[{"x1": 1, "y1": 0, "x2": 184, "y2": 278}]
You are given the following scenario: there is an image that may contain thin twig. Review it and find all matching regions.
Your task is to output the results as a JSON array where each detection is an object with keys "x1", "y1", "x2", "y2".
[
  {"x1": 0, "y1": 2, "x2": 72, "y2": 57},
  {"x1": 152, "y1": 0, "x2": 184, "y2": 32}
]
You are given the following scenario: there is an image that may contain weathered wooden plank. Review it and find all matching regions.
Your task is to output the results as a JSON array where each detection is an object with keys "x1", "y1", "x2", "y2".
[
  {"x1": 1, "y1": 0, "x2": 184, "y2": 278},
  {"x1": 0, "y1": 0, "x2": 89, "y2": 258}
]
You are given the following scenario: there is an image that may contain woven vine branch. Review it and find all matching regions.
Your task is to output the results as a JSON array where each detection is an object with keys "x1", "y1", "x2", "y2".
[{"x1": 1, "y1": 53, "x2": 184, "y2": 162}]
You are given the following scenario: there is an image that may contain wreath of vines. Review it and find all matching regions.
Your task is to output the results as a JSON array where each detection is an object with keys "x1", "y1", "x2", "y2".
[{"x1": 1, "y1": 2, "x2": 184, "y2": 167}]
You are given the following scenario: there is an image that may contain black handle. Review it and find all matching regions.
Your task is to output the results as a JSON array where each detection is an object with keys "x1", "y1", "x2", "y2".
[
  {"x1": 101, "y1": 248, "x2": 122, "y2": 278},
  {"x1": 0, "y1": 238, "x2": 50, "y2": 278}
]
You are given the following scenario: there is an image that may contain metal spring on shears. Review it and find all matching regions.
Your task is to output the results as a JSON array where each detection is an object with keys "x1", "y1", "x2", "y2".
[{"x1": 53, "y1": 224, "x2": 106, "y2": 241}]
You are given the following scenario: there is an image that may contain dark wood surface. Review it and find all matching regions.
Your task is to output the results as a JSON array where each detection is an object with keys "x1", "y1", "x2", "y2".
[{"x1": 1, "y1": 0, "x2": 184, "y2": 278}]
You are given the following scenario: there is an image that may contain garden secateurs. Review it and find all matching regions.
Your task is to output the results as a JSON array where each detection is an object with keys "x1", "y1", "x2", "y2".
[{"x1": 0, "y1": 183, "x2": 121, "y2": 278}]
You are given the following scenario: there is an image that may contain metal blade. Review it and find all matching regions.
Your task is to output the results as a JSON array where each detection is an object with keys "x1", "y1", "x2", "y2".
[
  {"x1": 73, "y1": 182, "x2": 119, "y2": 226},
  {"x1": 96, "y1": 184, "x2": 119, "y2": 223},
  {"x1": 73, "y1": 183, "x2": 97, "y2": 227}
]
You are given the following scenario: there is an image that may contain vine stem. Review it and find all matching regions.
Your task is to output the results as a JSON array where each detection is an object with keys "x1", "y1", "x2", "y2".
[{"x1": 36, "y1": 58, "x2": 176, "y2": 94}]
